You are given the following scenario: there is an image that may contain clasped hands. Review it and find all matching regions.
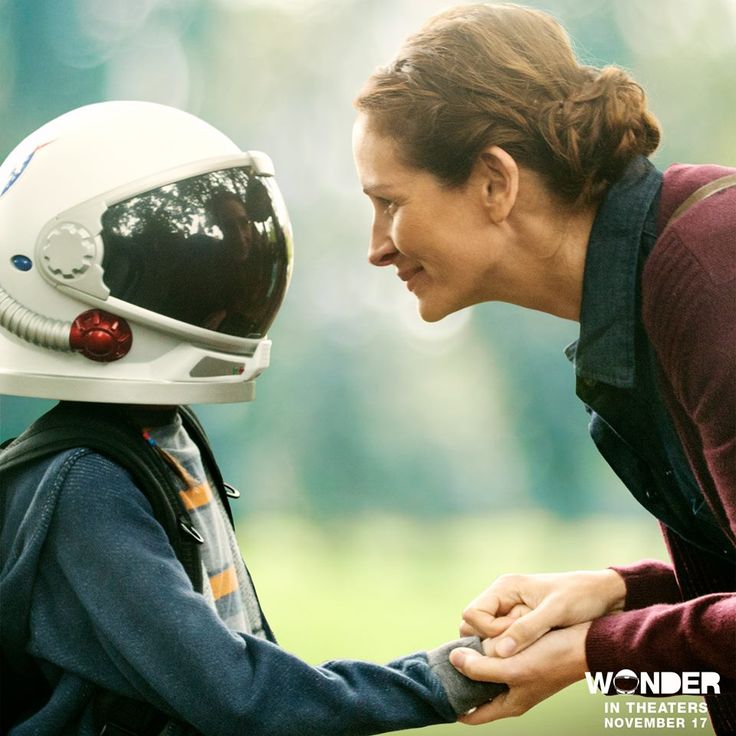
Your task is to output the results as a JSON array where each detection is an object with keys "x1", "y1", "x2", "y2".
[{"x1": 451, "y1": 569, "x2": 627, "y2": 724}]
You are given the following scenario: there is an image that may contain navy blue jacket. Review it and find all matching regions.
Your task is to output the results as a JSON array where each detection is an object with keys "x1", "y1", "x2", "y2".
[{"x1": 0, "y1": 444, "x2": 489, "y2": 735}]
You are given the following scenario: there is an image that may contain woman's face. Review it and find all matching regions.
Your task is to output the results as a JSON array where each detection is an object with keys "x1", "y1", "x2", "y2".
[{"x1": 352, "y1": 114, "x2": 502, "y2": 322}]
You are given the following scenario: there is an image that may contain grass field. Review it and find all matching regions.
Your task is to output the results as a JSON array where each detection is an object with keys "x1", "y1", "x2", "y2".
[{"x1": 237, "y1": 513, "x2": 714, "y2": 736}]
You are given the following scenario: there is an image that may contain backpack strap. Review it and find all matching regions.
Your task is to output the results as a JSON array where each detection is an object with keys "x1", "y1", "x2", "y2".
[{"x1": 664, "y1": 172, "x2": 736, "y2": 229}]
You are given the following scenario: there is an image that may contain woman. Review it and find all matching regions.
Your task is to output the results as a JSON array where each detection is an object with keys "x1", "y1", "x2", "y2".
[{"x1": 352, "y1": 3, "x2": 735, "y2": 733}]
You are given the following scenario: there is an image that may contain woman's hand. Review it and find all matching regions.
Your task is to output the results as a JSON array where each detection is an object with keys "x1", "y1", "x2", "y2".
[
  {"x1": 450, "y1": 622, "x2": 591, "y2": 724},
  {"x1": 459, "y1": 569, "x2": 626, "y2": 657}
]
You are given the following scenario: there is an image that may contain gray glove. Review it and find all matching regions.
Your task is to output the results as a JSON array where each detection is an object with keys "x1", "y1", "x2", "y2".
[{"x1": 427, "y1": 636, "x2": 507, "y2": 715}]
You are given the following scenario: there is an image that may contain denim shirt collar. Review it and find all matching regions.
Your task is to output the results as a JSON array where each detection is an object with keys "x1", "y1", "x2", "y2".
[{"x1": 565, "y1": 156, "x2": 663, "y2": 388}]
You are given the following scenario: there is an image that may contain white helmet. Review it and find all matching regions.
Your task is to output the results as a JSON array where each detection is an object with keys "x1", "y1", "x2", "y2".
[{"x1": 0, "y1": 101, "x2": 293, "y2": 404}]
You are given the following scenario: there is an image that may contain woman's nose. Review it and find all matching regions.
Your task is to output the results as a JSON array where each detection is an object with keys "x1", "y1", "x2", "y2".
[{"x1": 368, "y1": 229, "x2": 399, "y2": 267}]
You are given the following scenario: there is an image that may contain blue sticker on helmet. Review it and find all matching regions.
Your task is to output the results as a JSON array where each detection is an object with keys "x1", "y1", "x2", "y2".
[{"x1": 1, "y1": 140, "x2": 54, "y2": 197}]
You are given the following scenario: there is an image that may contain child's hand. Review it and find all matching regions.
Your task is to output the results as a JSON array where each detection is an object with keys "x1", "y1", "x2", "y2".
[{"x1": 450, "y1": 622, "x2": 591, "y2": 724}]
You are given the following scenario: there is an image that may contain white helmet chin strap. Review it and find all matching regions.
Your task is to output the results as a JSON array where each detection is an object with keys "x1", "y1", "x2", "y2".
[{"x1": 0, "y1": 285, "x2": 72, "y2": 351}]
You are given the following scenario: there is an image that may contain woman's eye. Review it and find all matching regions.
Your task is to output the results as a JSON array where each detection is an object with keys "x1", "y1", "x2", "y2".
[{"x1": 379, "y1": 198, "x2": 397, "y2": 216}]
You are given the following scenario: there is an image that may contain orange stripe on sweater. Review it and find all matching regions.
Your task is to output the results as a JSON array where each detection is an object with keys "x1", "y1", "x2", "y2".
[
  {"x1": 178, "y1": 483, "x2": 212, "y2": 511},
  {"x1": 209, "y1": 566, "x2": 238, "y2": 600}
]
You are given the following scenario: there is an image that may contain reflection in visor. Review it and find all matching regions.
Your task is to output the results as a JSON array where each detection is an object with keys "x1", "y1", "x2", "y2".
[{"x1": 100, "y1": 166, "x2": 292, "y2": 340}]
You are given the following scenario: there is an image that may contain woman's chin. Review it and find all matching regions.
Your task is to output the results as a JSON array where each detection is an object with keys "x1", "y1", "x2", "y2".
[
  {"x1": 417, "y1": 293, "x2": 475, "y2": 323},
  {"x1": 416, "y1": 298, "x2": 450, "y2": 323}
]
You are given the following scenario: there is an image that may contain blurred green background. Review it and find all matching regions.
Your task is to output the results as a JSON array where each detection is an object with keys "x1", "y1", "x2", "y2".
[{"x1": 0, "y1": 0, "x2": 734, "y2": 733}]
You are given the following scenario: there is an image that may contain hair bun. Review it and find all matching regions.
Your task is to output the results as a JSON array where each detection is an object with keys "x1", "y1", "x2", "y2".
[{"x1": 539, "y1": 66, "x2": 660, "y2": 202}]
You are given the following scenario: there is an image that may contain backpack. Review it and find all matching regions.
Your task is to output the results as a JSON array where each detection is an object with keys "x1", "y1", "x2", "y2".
[{"x1": 0, "y1": 401, "x2": 243, "y2": 736}]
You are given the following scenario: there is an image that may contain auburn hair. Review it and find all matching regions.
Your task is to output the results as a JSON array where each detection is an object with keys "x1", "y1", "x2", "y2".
[{"x1": 355, "y1": 3, "x2": 660, "y2": 205}]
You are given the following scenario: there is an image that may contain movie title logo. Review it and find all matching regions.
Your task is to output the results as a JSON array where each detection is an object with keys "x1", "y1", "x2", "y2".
[{"x1": 585, "y1": 669, "x2": 720, "y2": 696}]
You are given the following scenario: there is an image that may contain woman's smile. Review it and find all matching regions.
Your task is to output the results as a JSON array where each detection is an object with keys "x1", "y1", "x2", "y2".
[{"x1": 398, "y1": 265, "x2": 424, "y2": 291}]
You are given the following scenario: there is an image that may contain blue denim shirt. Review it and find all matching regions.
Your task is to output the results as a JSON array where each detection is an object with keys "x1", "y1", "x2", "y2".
[{"x1": 566, "y1": 156, "x2": 733, "y2": 562}]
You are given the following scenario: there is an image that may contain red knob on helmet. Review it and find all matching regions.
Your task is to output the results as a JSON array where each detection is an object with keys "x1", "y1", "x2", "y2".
[{"x1": 69, "y1": 309, "x2": 132, "y2": 362}]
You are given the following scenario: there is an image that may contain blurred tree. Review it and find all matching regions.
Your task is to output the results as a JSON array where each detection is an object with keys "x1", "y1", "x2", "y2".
[{"x1": 1, "y1": 0, "x2": 734, "y2": 520}]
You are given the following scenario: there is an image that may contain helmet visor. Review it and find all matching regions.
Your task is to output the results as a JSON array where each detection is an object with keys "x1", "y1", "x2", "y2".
[{"x1": 100, "y1": 166, "x2": 292, "y2": 340}]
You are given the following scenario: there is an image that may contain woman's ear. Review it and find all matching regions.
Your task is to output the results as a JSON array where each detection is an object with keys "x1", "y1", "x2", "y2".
[{"x1": 477, "y1": 146, "x2": 519, "y2": 223}]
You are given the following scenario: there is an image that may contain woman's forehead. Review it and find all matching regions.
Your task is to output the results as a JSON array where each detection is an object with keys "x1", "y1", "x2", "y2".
[{"x1": 353, "y1": 115, "x2": 412, "y2": 188}]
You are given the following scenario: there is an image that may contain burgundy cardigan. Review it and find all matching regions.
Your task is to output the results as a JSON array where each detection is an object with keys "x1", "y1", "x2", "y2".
[{"x1": 585, "y1": 164, "x2": 735, "y2": 730}]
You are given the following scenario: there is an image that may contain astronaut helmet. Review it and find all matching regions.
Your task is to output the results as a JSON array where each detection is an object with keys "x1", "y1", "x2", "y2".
[{"x1": 0, "y1": 101, "x2": 293, "y2": 404}]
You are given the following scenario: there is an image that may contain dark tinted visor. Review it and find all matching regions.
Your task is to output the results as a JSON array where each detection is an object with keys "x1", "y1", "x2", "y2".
[{"x1": 100, "y1": 166, "x2": 292, "y2": 339}]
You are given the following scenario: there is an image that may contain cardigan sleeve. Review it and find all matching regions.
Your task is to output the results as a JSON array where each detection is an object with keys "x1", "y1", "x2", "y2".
[
  {"x1": 586, "y1": 595, "x2": 736, "y2": 676},
  {"x1": 585, "y1": 189, "x2": 736, "y2": 679},
  {"x1": 609, "y1": 558, "x2": 682, "y2": 610}
]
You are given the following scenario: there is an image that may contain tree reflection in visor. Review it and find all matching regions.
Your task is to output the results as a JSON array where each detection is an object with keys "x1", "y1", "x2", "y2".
[{"x1": 100, "y1": 166, "x2": 292, "y2": 339}]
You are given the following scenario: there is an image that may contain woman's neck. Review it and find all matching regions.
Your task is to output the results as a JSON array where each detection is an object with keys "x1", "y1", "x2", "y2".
[{"x1": 496, "y1": 173, "x2": 597, "y2": 321}]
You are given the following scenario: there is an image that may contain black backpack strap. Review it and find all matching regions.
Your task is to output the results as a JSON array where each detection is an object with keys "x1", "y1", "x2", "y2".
[{"x1": 94, "y1": 692, "x2": 169, "y2": 736}]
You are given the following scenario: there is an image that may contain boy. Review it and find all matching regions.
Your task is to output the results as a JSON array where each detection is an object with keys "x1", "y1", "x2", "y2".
[{"x1": 0, "y1": 102, "x2": 500, "y2": 735}]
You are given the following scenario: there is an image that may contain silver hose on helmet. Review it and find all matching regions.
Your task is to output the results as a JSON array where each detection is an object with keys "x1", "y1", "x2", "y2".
[{"x1": 0, "y1": 285, "x2": 72, "y2": 351}]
